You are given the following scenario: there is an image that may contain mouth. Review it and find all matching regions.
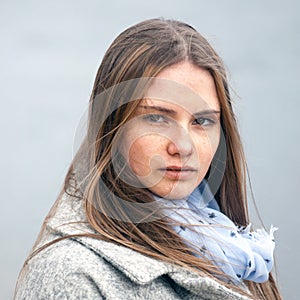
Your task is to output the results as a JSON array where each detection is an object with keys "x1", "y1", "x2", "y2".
[
  {"x1": 162, "y1": 165, "x2": 197, "y2": 171},
  {"x1": 158, "y1": 166, "x2": 197, "y2": 179}
]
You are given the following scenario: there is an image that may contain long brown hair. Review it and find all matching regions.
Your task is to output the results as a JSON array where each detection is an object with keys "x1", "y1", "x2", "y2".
[{"x1": 21, "y1": 18, "x2": 282, "y2": 299}]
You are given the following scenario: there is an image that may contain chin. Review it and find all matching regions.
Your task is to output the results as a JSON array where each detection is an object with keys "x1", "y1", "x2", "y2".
[{"x1": 150, "y1": 185, "x2": 197, "y2": 200}]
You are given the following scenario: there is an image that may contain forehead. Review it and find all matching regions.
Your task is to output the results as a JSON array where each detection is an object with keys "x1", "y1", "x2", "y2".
[
  {"x1": 143, "y1": 81, "x2": 220, "y2": 115},
  {"x1": 143, "y1": 62, "x2": 220, "y2": 113}
]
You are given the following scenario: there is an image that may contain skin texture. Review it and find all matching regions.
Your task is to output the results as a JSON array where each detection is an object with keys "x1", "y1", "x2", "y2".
[{"x1": 121, "y1": 61, "x2": 221, "y2": 199}]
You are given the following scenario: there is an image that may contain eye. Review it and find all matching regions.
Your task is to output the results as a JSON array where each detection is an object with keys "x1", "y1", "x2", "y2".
[
  {"x1": 143, "y1": 114, "x2": 167, "y2": 123},
  {"x1": 193, "y1": 117, "x2": 216, "y2": 126}
]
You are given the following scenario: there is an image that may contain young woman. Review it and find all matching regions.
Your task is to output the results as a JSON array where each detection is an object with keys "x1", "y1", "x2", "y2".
[{"x1": 15, "y1": 18, "x2": 282, "y2": 299}]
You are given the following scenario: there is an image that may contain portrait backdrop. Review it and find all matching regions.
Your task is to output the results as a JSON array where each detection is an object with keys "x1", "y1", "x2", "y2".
[{"x1": 0, "y1": 0, "x2": 299, "y2": 298}]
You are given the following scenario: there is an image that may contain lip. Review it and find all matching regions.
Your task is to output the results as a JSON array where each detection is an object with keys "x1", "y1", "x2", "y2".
[{"x1": 158, "y1": 165, "x2": 197, "y2": 180}]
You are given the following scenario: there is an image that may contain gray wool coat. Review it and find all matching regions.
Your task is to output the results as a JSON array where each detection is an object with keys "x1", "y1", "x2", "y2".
[{"x1": 15, "y1": 192, "x2": 251, "y2": 300}]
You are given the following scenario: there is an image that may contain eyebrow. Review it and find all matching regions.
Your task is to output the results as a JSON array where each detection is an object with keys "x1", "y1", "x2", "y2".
[{"x1": 138, "y1": 105, "x2": 221, "y2": 116}]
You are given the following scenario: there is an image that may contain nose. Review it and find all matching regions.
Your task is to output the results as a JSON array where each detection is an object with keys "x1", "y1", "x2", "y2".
[{"x1": 167, "y1": 126, "x2": 193, "y2": 157}]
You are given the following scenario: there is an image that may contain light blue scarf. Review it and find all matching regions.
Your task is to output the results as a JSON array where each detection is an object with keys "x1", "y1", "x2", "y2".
[{"x1": 154, "y1": 180, "x2": 277, "y2": 284}]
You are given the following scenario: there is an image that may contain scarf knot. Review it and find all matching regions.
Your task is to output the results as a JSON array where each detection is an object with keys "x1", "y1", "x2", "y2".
[{"x1": 154, "y1": 180, "x2": 277, "y2": 284}]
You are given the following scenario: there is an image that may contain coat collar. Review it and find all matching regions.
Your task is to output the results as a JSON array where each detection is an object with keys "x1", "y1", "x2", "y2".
[
  {"x1": 45, "y1": 192, "x2": 249, "y2": 299},
  {"x1": 46, "y1": 192, "x2": 174, "y2": 285}
]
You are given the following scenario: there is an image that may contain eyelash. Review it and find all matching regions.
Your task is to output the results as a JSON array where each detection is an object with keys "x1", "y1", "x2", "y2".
[
  {"x1": 143, "y1": 114, "x2": 167, "y2": 123},
  {"x1": 142, "y1": 114, "x2": 216, "y2": 127},
  {"x1": 192, "y1": 117, "x2": 216, "y2": 126}
]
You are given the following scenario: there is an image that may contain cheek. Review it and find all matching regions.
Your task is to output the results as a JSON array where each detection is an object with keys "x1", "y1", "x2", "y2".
[
  {"x1": 195, "y1": 131, "x2": 220, "y2": 167},
  {"x1": 126, "y1": 136, "x2": 164, "y2": 176},
  {"x1": 128, "y1": 140, "x2": 149, "y2": 175}
]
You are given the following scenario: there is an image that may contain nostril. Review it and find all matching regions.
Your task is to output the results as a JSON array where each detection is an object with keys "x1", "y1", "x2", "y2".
[
  {"x1": 165, "y1": 125, "x2": 194, "y2": 156},
  {"x1": 167, "y1": 138, "x2": 193, "y2": 157}
]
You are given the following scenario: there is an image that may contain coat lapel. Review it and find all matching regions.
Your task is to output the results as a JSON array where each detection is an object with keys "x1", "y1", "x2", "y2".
[
  {"x1": 45, "y1": 192, "x2": 249, "y2": 299},
  {"x1": 46, "y1": 192, "x2": 174, "y2": 284}
]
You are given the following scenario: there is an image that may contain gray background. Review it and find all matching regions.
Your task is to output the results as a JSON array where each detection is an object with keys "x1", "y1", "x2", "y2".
[{"x1": 1, "y1": 0, "x2": 299, "y2": 298}]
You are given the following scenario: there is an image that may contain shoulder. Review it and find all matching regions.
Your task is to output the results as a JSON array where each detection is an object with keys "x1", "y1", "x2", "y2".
[
  {"x1": 15, "y1": 191, "x2": 251, "y2": 300},
  {"x1": 15, "y1": 237, "x2": 178, "y2": 300},
  {"x1": 15, "y1": 236, "x2": 251, "y2": 300},
  {"x1": 15, "y1": 237, "x2": 183, "y2": 300},
  {"x1": 15, "y1": 238, "x2": 108, "y2": 299}
]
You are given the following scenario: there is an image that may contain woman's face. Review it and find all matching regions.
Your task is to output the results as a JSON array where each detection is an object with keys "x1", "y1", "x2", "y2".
[{"x1": 120, "y1": 62, "x2": 221, "y2": 199}]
